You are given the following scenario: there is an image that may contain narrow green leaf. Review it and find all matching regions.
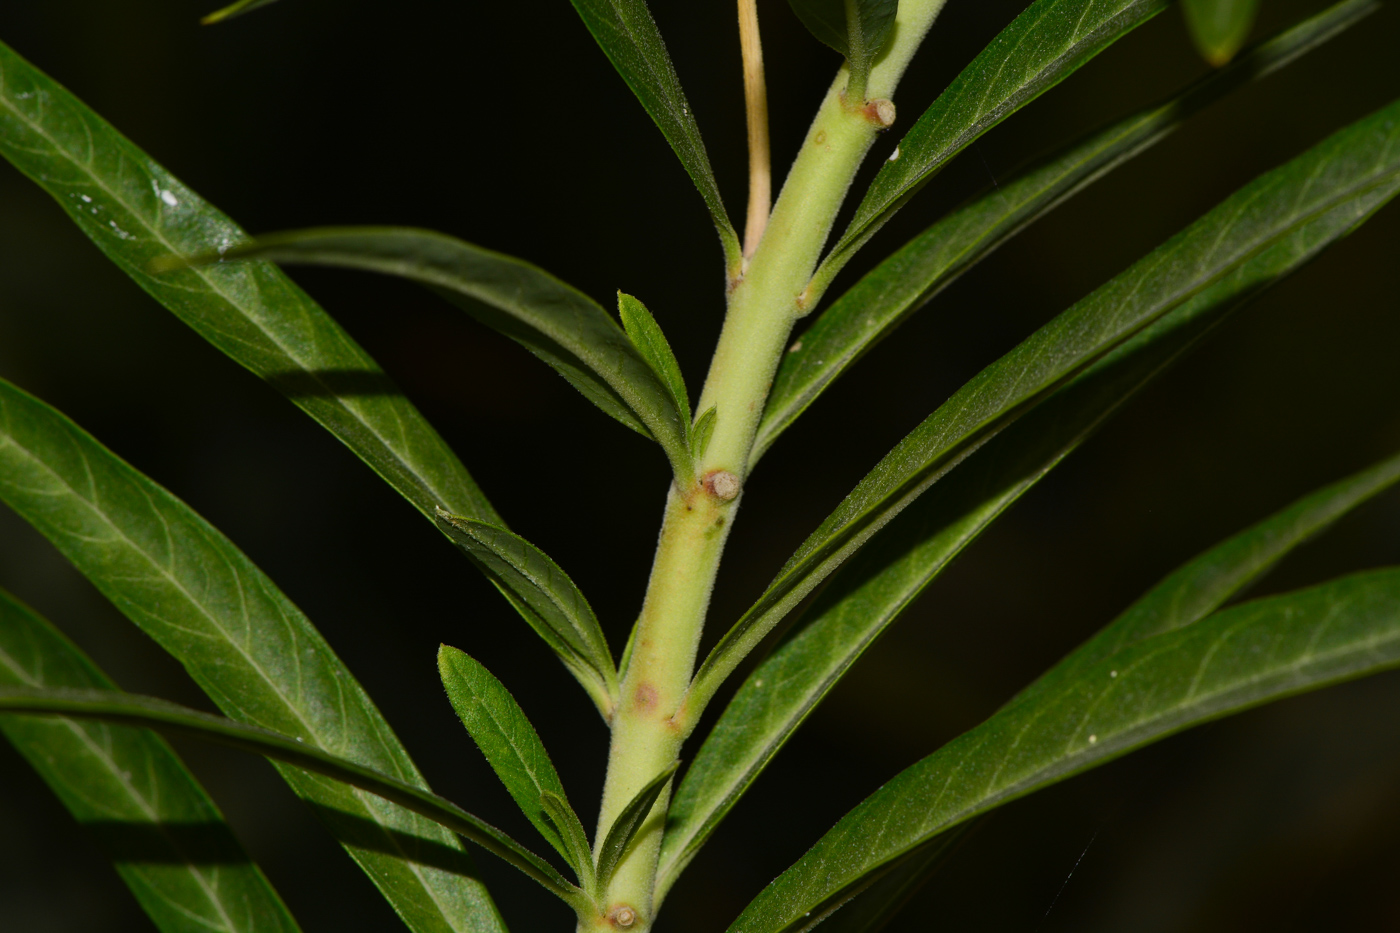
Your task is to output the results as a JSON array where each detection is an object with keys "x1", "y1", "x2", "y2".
[
  {"x1": 618, "y1": 291, "x2": 692, "y2": 429},
  {"x1": 433, "y1": 512, "x2": 618, "y2": 717},
  {"x1": 819, "y1": 0, "x2": 1169, "y2": 285},
  {"x1": 786, "y1": 0, "x2": 899, "y2": 97},
  {"x1": 729, "y1": 569, "x2": 1400, "y2": 933},
  {"x1": 795, "y1": 830, "x2": 968, "y2": 933},
  {"x1": 691, "y1": 406, "x2": 718, "y2": 462},
  {"x1": 438, "y1": 647, "x2": 584, "y2": 873},
  {"x1": 1183, "y1": 0, "x2": 1261, "y2": 66},
  {"x1": 199, "y1": 227, "x2": 695, "y2": 481},
  {"x1": 686, "y1": 96, "x2": 1400, "y2": 730},
  {"x1": 755, "y1": 0, "x2": 1379, "y2": 464},
  {"x1": 0, "y1": 377, "x2": 505, "y2": 933},
  {"x1": 202, "y1": 0, "x2": 283, "y2": 24},
  {"x1": 540, "y1": 792, "x2": 598, "y2": 894},
  {"x1": 566, "y1": 0, "x2": 742, "y2": 270},
  {"x1": 0, "y1": 590, "x2": 302, "y2": 933},
  {"x1": 0, "y1": 686, "x2": 584, "y2": 906},
  {"x1": 0, "y1": 39, "x2": 499, "y2": 528},
  {"x1": 595, "y1": 761, "x2": 679, "y2": 896}
]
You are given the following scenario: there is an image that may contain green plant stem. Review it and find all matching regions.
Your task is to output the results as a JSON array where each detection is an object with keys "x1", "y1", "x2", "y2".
[{"x1": 585, "y1": 3, "x2": 949, "y2": 929}]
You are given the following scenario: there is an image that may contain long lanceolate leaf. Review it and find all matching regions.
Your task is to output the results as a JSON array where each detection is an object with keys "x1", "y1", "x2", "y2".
[
  {"x1": 682, "y1": 96, "x2": 1400, "y2": 724},
  {"x1": 753, "y1": 0, "x2": 1379, "y2": 464},
  {"x1": 567, "y1": 0, "x2": 742, "y2": 272},
  {"x1": 0, "y1": 378, "x2": 506, "y2": 933},
  {"x1": 206, "y1": 228, "x2": 696, "y2": 483},
  {"x1": 0, "y1": 591, "x2": 301, "y2": 933},
  {"x1": 0, "y1": 40, "x2": 500, "y2": 527},
  {"x1": 0, "y1": 686, "x2": 584, "y2": 906},
  {"x1": 730, "y1": 569, "x2": 1400, "y2": 933},
  {"x1": 816, "y1": 0, "x2": 1170, "y2": 288}
]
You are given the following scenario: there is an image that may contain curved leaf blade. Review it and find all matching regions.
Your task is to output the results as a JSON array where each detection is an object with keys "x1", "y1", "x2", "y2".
[
  {"x1": 0, "y1": 686, "x2": 583, "y2": 905},
  {"x1": 540, "y1": 792, "x2": 598, "y2": 894},
  {"x1": 596, "y1": 761, "x2": 678, "y2": 896},
  {"x1": 819, "y1": 0, "x2": 1169, "y2": 284},
  {"x1": 435, "y1": 513, "x2": 618, "y2": 716},
  {"x1": 787, "y1": 0, "x2": 899, "y2": 95},
  {"x1": 618, "y1": 291, "x2": 692, "y2": 430},
  {"x1": 438, "y1": 647, "x2": 582, "y2": 869},
  {"x1": 686, "y1": 96, "x2": 1400, "y2": 725},
  {"x1": 1183, "y1": 0, "x2": 1261, "y2": 66},
  {"x1": 203, "y1": 227, "x2": 695, "y2": 481},
  {"x1": 202, "y1": 0, "x2": 283, "y2": 24},
  {"x1": 729, "y1": 569, "x2": 1400, "y2": 933},
  {"x1": 0, "y1": 590, "x2": 302, "y2": 933},
  {"x1": 0, "y1": 39, "x2": 499, "y2": 528},
  {"x1": 567, "y1": 0, "x2": 741, "y2": 270},
  {"x1": 754, "y1": 0, "x2": 1379, "y2": 464},
  {"x1": 0, "y1": 377, "x2": 505, "y2": 933}
]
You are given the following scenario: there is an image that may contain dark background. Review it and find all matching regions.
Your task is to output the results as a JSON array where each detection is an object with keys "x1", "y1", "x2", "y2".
[{"x1": 1, "y1": 0, "x2": 1399, "y2": 930}]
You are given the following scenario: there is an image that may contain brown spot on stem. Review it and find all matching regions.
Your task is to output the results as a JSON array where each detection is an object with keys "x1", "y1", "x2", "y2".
[
  {"x1": 633, "y1": 682, "x2": 659, "y2": 711},
  {"x1": 814, "y1": 129, "x2": 827, "y2": 146}
]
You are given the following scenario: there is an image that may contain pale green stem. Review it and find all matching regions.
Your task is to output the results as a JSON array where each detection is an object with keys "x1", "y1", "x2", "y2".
[{"x1": 581, "y1": 4, "x2": 949, "y2": 930}]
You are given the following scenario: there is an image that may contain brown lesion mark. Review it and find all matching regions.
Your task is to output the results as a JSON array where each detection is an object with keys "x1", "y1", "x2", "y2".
[{"x1": 632, "y1": 682, "x2": 659, "y2": 712}]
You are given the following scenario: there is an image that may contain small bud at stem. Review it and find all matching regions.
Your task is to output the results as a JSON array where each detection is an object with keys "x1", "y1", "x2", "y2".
[{"x1": 704, "y1": 470, "x2": 741, "y2": 501}]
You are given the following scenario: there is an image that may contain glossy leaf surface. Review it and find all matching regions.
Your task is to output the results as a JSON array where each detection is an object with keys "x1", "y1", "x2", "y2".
[
  {"x1": 435, "y1": 513, "x2": 618, "y2": 715},
  {"x1": 0, "y1": 40, "x2": 498, "y2": 528},
  {"x1": 0, "y1": 686, "x2": 582, "y2": 904},
  {"x1": 687, "y1": 96, "x2": 1400, "y2": 722},
  {"x1": 0, "y1": 377, "x2": 505, "y2": 933},
  {"x1": 730, "y1": 569, "x2": 1400, "y2": 932},
  {"x1": 754, "y1": 0, "x2": 1378, "y2": 463},
  {"x1": 820, "y1": 0, "x2": 1169, "y2": 283},
  {"x1": 786, "y1": 0, "x2": 899, "y2": 95},
  {"x1": 0, "y1": 590, "x2": 301, "y2": 933},
  {"x1": 566, "y1": 0, "x2": 741, "y2": 268},
  {"x1": 595, "y1": 761, "x2": 678, "y2": 896},
  {"x1": 212, "y1": 228, "x2": 695, "y2": 481},
  {"x1": 438, "y1": 647, "x2": 585, "y2": 872},
  {"x1": 1183, "y1": 0, "x2": 1261, "y2": 65}
]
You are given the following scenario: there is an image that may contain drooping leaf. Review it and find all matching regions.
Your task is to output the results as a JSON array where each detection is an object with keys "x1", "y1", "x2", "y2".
[
  {"x1": 728, "y1": 569, "x2": 1400, "y2": 933},
  {"x1": 594, "y1": 761, "x2": 679, "y2": 896},
  {"x1": 817, "y1": 0, "x2": 1170, "y2": 287},
  {"x1": 754, "y1": 0, "x2": 1380, "y2": 464},
  {"x1": 786, "y1": 0, "x2": 899, "y2": 98},
  {"x1": 438, "y1": 647, "x2": 588, "y2": 876},
  {"x1": 0, "y1": 686, "x2": 584, "y2": 906},
  {"x1": 0, "y1": 377, "x2": 505, "y2": 933},
  {"x1": 684, "y1": 96, "x2": 1400, "y2": 729},
  {"x1": 435, "y1": 513, "x2": 618, "y2": 716},
  {"x1": 0, "y1": 40, "x2": 499, "y2": 528},
  {"x1": 0, "y1": 590, "x2": 302, "y2": 933},
  {"x1": 202, "y1": 0, "x2": 283, "y2": 23},
  {"x1": 1183, "y1": 0, "x2": 1261, "y2": 65},
  {"x1": 196, "y1": 228, "x2": 695, "y2": 481},
  {"x1": 691, "y1": 407, "x2": 718, "y2": 462},
  {"x1": 566, "y1": 0, "x2": 742, "y2": 271},
  {"x1": 540, "y1": 792, "x2": 598, "y2": 894},
  {"x1": 618, "y1": 291, "x2": 692, "y2": 430}
]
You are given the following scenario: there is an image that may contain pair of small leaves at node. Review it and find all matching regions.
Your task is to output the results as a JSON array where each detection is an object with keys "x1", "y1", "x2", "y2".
[
  {"x1": 438, "y1": 647, "x2": 677, "y2": 902},
  {"x1": 786, "y1": 0, "x2": 899, "y2": 99},
  {"x1": 681, "y1": 91, "x2": 1400, "y2": 730},
  {"x1": 1183, "y1": 0, "x2": 1261, "y2": 66},
  {"x1": 168, "y1": 230, "x2": 703, "y2": 483}
]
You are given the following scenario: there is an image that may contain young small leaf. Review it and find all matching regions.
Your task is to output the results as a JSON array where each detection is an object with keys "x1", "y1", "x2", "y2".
[
  {"x1": 786, "y1": 0, "x2": 899, "y2": 98},
  {"x1": 193, "y1": 227, "x2": 695, "y2": 482},
  {"x1": 820, "y1": 0, "x2": 1170, "y2": 285},
  {"x1": 691, "y1": 407, "x2": 718, "y2": 462},
  {"x1": 595, "y1": 761, "x2": 680, "y2": 895},
  {"x1": 728, "y1": 569, "x2": 1400, "y2": 933},
  {"x1": 0, "y1": 376, "x2": 504, "y2": 933},
  {"x1": 438, "y1": 646, "x2": 583, "y2": 869},
  {"x1": 755, "y1": 0, "x2": 1379, "y2": 464},
  {"x1": 434, "y1": 512, "x2": 618, "y2": 716},
  {"x1": 202, "y1": 0, "x2": 283, "y2": 23},
  {"x1": 0, "y1": 686, "x2": 585, "y2": 906},
  {"x1": 567, "y1": 0, "x2": 741, "y2": 270},
  {"x1": 618, "y1": 291, "x2": 692, "y2": 432},
  {"x1": 0, "y1": 590, "x2": 303, "y2": 933},
  {"x1": 1183, "y1": 0, "x2": 1261, "y2": 65},
  {"x1": 541, "y1": 791, "x2": 598, "y2": 894}
]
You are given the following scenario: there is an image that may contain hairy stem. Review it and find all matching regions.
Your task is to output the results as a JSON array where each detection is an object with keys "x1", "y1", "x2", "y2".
[
  {"x1": 583, "y1": 3, "x2": 950, "y2": 929},
  {"x1": 739, "y1": 0, "x2": 772, "y2": 258}
]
